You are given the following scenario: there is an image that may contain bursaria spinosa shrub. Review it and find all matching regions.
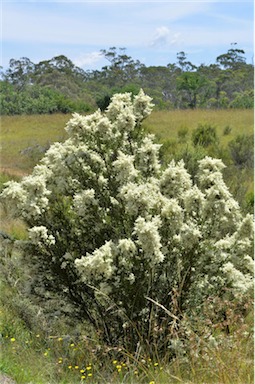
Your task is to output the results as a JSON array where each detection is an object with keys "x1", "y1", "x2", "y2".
[{"x1": 1, "y1": 90, "x2": 253, "y2": 352}]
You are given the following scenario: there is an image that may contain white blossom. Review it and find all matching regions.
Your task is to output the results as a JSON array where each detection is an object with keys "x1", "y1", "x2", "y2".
[
  {"x1": 136, "y1": 135, "x2": 161, "y2": 175},
  {"x1": 160, "y1": 159, "x2": 192, "y2": 198},
  {"x1": 75, "y1": 241, "x2": 115, "y2": 281},
  {"x1": 134, "y1": 216, "x2": 164, "y2": 264},
  {"x1": 73, "y1": 189, "x2": 97, "y2": 216},
  {"x1": 29, "y1": 226, "x2": 55, "y2": 246},
  {"x1": 113, "y1": 151, "x2": 139, "y2": 184},
  {"x1": 222, "y1": 262, "x2": 253, "y2": 294},
  {"x1": 133, "y1": 89, "x2": 154, "y2": 122},
  {"x1": 119, "y1": 180, "x2": 161, "y2": 216}
]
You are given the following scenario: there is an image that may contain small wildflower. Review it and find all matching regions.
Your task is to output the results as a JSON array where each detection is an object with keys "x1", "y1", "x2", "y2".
[
  {"x1": 149, "y1": 381, "x2": 155, "y2": 384},
  {"x1": 68, "y1": 365, "x2": 72, "y2": 369},
  {"x1": 113, "y1": 360, "x2": 117, "y2": 364},
  {"x1": 134, "y1": 370, "x2": 138, "y2": 375},
  {"x1": 58, "y1": 337, "x2": 63, "y2": 341},
  {"x1": 10, "y1": 338, "x2": 16, "y2": 342},
  {"x1": 154, "y1": 362, "x2": 159, "y2": 367},
  {"x1": 36, "y1": 334, "x2": 40, "y2": 338},
  {"x1": 44, "y1": 352, "x2": 48, "y2": 357},
  {"x1": 80, "y1": 369, "x2": 85, "y2": 373},
  {"x1": 70, "y1": 343, "x2": 75, "y2": 347},
  {"x1": 88, "y1": 373, "x2": 92, "y2": 377},
  {"x1": 86, "y1": 366, "x2": 92, "y2": 371},
  {"x1": 74, "y1": 365, "x2": 79, "y2": 369},
  {"x1": 81, "y1": 375, "x2": 86, "y2": 380}
]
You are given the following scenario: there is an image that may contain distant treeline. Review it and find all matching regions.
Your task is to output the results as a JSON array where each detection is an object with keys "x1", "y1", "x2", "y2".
[{"x1": 0, "y1": 46, "x2": 254, "y2": 115}]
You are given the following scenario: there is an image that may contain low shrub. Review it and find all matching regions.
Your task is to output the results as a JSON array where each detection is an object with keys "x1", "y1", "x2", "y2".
[{"x1": 192, "y1": 123, "x2": 219, "y2": 147}]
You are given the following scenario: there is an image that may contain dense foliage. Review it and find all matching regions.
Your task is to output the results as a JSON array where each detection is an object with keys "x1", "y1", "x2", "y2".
[
  {"x1": 0, "y1": 47, "x2": 253, "y2": 114},
  {"x1": 1, "y1": 91, "x2": 253, "y2": 355}
]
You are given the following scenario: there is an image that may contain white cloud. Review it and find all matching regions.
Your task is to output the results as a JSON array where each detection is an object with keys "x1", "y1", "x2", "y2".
[
  {"x1": 149, "y1": 27, "x2": 184, "y2": 48},
  {"x1": 150, "y1": 26, "x2": 170, "y2": 47},
  {"x1": 73, "y1": 51, "x2": 104, "y2": 69}
]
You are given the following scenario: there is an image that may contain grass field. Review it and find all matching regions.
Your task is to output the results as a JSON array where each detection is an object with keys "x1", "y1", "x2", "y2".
[
  {"x1": 0, "y1": 114, "x2": 70, "y2": 175},
  {"x1": 0, "y1": 109, "x2": 253, "y2": 176},
  {"x1": 143, "y1": 109, "x2": 254, "y2": 143}
]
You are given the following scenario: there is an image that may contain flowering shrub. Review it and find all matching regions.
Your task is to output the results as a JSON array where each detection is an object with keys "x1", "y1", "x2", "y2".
[{"x1": 1, "y1": 90, "x2": 253, "y2": 352}]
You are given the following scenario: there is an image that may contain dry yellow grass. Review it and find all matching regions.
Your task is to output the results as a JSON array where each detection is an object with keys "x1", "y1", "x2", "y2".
[
  {"x1": 1, "y1": 109, "x2": 253, "y2": 176},
  {"x1": 0, "y1": 114, "x2": 70, "y2": 174},
  {"x1": 143, "y1": 108, "x2": 254, "y2": 145}
]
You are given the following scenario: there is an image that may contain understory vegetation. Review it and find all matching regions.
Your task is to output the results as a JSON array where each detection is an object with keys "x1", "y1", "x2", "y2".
[{"x1": 0, "y1": 92, "x2": 253, "y2": 384}]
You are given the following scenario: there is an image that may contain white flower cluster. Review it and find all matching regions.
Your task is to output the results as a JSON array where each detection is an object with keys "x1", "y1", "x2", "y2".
[
  {"x1": 75, "y1": 241, "x2": 115, "y2": 281},
  {"x1": 119, "y1": 179, "x2": 161, "y2": 216},
  {"x1": 73, "y1": 189, "x2": 98, "y2": 217},
  {"x1": 160, "y1": 160, "x2": 192, "y2": 198},
  {"x1": 136, "y1": 135, "x2": 161, "y2": 175},
  {"x1": 134, "y1": 216, "x2": 164, "y2": 264},
  {"x1": 113, "y1": 152, "x2": 139, "y2": 185},
  {"x1": 29, "y1": 226, "x2": 55, "y2": 247},
  {"x1": 1, "y1": 174, "x2": 51, "y2": 219}
]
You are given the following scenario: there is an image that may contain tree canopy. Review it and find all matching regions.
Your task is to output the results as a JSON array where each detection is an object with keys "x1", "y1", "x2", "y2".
[{"x1": 0, "y1": 46, "x2": 253, "y2": 114}]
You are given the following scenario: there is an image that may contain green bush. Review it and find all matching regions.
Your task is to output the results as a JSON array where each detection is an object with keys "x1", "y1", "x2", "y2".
[
  {"x1": 192, "y1": 123, "x2": 219, "y2": 147},
  {"x1": 230, "y1": 90, "x2": 254, "y2": 109},
  {"x1": 228, "y1": 134, "x2": 254, "y2": 168},
  {"x1": 223, "y1": 125, "x2": 232, "y2": 135},
  {"x1": 0, "y1": 82, "x2": 92, "y2": 115}
]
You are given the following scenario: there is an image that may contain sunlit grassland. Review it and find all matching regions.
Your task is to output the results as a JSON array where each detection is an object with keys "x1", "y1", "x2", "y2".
[
  {"x1": 0, "y1": 114, "x2": 70, "y2": 174},
  {"x1": 143, "y1": 109, "x2": 254, "y2": 146},
  {"x1": 0, "y1": 109, "x2": 253, "y2": 176}
]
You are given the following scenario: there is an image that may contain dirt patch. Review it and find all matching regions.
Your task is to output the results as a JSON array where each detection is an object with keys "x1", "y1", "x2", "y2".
[
  {"x1": 0, "y1": 167, "x2": 29, "y2": 178},
  {"x1": 0, "y1": 373, "x2": 16, "y2": 384}
]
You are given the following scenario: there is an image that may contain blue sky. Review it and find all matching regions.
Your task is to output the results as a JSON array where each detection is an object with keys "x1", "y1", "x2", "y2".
[{"x1": 1, "y1": 0, "x2": 254, "y2": 71}]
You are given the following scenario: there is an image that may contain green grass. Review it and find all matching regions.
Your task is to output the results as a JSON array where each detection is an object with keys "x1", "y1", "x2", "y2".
[
  {"x1": 143, "y1": 109, "x2": 254, "y2": 146},
  {"x1": 1, "y1": 109, "x2": 253, "y2": 175},
  {"x1": 0, "y1": 284, "x2": 253, "y2": 383},
  {"x1": 0, "y1": 114, "x2": 70, "y2": 174}
]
